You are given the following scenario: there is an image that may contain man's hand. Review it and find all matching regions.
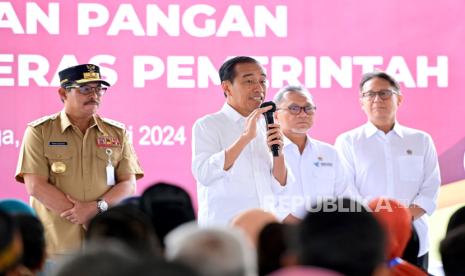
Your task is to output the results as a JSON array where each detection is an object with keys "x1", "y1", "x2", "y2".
[
  {"x1": 266, "y1": 123, "x2": 284, "y2": 155},
  {"x1": 60, "y1": 195, "x2": 98, "y2": 225},
  {"x1": 409, "y1": 204, "x2": 426, "y2": 220},
  {"x1": 242, "y1": 105, "x2": 272, "y2": 141},
  {"x1": 224, "y1": 105, "x2": 273, "y2": 171}
]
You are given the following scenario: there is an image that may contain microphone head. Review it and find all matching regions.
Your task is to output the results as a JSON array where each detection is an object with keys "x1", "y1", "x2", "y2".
[{"x1": 259, "y1": 101, "x2": 276, "y2": 112}]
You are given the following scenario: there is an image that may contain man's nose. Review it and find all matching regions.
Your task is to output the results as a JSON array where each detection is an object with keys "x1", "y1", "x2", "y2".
[
  {"x1": 297, "y1": 109, "x2": 309, "y2": 117},
  {"x1": 373, "y1": 93, "x2": 383, "y2": 102},
  {"x1": 88, "y1": 88, "x2": 101, "y2": 97},
  {"x1": 253, "y1": 82, "x2": 266, "y2": 93}
]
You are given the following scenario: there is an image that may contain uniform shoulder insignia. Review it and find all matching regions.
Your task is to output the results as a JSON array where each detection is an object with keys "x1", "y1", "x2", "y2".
[
  {"x1": 28, "y1": 113, "x2": 59, "y2": 127},
  {"x1": 101, "y1": 117, "x2": 126, "y2": 129}
]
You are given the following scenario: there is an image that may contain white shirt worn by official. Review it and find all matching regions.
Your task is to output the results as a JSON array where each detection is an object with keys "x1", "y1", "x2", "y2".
[
  {"x1": 277, "y1": 136, "x2": 352, "y2": 219},
  {"x1": 192, "y1": 103, "x2": 288, "y2": 226},
  {"x1": 335, "y1": 122, "x2": 441, "y2": 256}
]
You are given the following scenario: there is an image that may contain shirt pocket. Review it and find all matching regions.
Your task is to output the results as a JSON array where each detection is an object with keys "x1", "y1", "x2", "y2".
[
  {"x1": 309, "y1": 165, "x2": 335, "y2": 197},
  {"x1": 44, "y1": 150, "x2": 73, "y2": 177},
  {"x1": 96, "y1": 147, "x2": 123, "y2": 168},
  {"x1": 398, "y1": 156, "x2": 424, "y2": 182}
]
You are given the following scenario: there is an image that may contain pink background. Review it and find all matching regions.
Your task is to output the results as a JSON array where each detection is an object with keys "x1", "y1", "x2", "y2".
[{"x1": 1, "y1": 0, "x2": 465, "y2": 208}]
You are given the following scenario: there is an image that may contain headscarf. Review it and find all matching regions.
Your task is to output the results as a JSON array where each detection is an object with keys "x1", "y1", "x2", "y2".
[{"x1": 369, "y1": 198, "x2": 426, "y2": 276}]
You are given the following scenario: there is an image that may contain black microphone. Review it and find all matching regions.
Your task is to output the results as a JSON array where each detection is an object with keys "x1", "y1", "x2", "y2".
[{"x1": 260, "y1": 101, "x2": 279, "y2": 157}]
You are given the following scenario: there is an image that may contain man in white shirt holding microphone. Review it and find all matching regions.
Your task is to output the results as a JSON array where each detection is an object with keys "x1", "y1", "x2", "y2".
[{"x1": 192, "y1": 56, "x2": 292, "y2": 226}]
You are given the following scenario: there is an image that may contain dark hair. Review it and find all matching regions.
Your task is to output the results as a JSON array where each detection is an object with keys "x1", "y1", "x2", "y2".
[
  {"x1": 114, "y1": 258, "x2": 200, "y2": 276},
  {"x1": 14, "y1": 214, "x2": 45, "y2": 271},
  {"x1": 446, "y1": 206, "x2": 465, "y2": 234},
  {"x1": 219, "y1": 56, "x2": 259, "y2": 83},
  {"x1": 86, "y1": 205, "x2": 161, "y2": 257},
  {"x1": 401, "y1": 226, "x2": 420, "y2": 266},
  {"x1": 0, "y1": 209, "x2": 14, "y2": 252},
  {"x1": 140, "y1": 182, "x2": 196, "y2": 248},
  {"x1": 359, "y1": 71, "x2": 400, "y2": 93},
  {"x1": 440, "y1": 225, "x2": 465, "y2": 276},
  {"x1": 0, "y1": 209, "x2": 21, "y2": 274},
  {"x1": 298, "y1": 198, "x2": 386, "y2": 276},
  {"x1": 258, "y1": 223, "x2": 297, "y2": 276}
]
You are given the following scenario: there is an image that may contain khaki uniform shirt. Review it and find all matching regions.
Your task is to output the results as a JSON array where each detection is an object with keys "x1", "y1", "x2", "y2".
[{"x1": 15, "y1": 111, "x2": 144, "y2": 256}]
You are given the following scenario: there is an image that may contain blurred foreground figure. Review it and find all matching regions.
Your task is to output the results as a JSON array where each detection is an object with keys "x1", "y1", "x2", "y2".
[{"x1": 165, "y1": 222, "x2": 256, "y2": 276}]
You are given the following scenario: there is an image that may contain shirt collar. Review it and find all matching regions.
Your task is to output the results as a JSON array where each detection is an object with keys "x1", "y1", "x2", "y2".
[
  {"x1": 391, "y1": 122, "x2": 404, "y2": 138},
  {"x1": 364, "y1": 121, "x2": 404, "y2": 138},
  {"x1": 283, "y1": 134, "x2": 312, "y2": 150},
  {"x1": 59, "y1": 110, "x2": 72, "y2": 133},
  {"x1": 93, "y1": 114, "x2": 109, "y2": 135},
  {"x1": 59, "y1": 110, "x2": 104, "y2": 134},
  {"x1": 283, "y1": 136, "x2": 293, "y2": 147},
  {"x1": 221, "y1": 103, "x2": 247, "y2": 123}
]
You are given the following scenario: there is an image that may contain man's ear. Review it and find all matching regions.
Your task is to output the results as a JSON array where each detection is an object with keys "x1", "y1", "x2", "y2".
[
  {"x1": 396, "y1": 93, "x2": 403, "y2": 107},
  {"x1": 58, "y1": 87, "x2": 67, "y2": 102},
  {"x1": 221, "y1": 80, "x2": 232, "y2": 98},
  {"x1": 359, "y1": 96, "x2": 365, "y2": 111},
  {"x1": 274, "y1": 109, "x2": 280, "y2": 121}
]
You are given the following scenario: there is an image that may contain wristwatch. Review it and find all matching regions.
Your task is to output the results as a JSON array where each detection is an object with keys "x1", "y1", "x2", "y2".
[{"x1": 96, "y1": 198, "x2": 108, "y2": 213}]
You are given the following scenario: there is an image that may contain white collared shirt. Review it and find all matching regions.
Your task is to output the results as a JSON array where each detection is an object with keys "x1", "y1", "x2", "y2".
[
  {"x1": 277, "y1": 136, "x2": 352, "y2": 219},
  {"x1": 192, "y1": 103, "x2": 288, "y2": 226},
  {"x1": 335, "y1": 122, "x2": 441, "y2": 255}
]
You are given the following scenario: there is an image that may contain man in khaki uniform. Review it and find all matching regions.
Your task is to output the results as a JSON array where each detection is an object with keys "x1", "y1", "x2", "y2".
[{"x1": 15, "y1": 64, "x2": 144, "y2": 256}]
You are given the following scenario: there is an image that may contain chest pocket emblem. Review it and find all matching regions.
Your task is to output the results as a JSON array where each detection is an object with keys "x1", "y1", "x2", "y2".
[{"x1": 51, "y1": 162, "x2": 66, "y2": 174}]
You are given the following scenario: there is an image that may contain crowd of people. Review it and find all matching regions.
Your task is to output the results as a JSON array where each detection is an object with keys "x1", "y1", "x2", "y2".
[
  {"x1": 1, "y1": 58, "x2": 463, "y2": 275},
  {"x1": 1, "y1": 188, "x2": 465, "y2": 276}
]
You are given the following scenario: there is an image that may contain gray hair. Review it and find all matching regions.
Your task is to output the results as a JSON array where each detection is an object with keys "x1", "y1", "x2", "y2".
[
  {"x1": 165, "y1": 223, "x2": 256, "y2": 276},
  {"x1": 273, "y1": 85, "x2": 313, "y2": 106}
]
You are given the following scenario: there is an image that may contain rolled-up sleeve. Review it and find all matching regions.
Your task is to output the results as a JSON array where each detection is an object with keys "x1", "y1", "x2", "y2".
[
  {"x1": 270, "y1": 167, "x2": 293, "y2": 194},
  {"x1": 118, "y1": 130, "x2": 144, "y2": 180},
  {"x1": 15, "y1": 126, "x2": 49, "y2": 183}
]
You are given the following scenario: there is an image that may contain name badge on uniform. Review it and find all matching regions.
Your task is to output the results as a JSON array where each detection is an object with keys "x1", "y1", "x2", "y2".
[
  {"x1": 49, "y1": 141, "x2": 68, "y2": 146},
  {"x1": 105, "y1": 148, "x2": 116, "y2": 186},
  {"x1": 97, "y1": 136, "x2": 121, "y2": 148}
]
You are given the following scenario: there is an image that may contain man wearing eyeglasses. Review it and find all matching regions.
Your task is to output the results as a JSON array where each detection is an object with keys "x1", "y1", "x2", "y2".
[
  {"x1": 192, "y1": 56, "x2": 291, "y2": 226},
  {"x1": 335, "y1": 71, "x2": 440, "y2": 270},
  {"x1": 15, "y1": 64, "x2": 144, "y2": 256},
  {"x1": 273, "y1": 85, "x2": 352, "y2": 222}
]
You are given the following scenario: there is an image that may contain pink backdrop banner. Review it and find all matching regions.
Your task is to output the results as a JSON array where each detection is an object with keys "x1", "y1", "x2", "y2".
[{"x1": 1, "y1": 0, "x2": 464, "y2": 207}]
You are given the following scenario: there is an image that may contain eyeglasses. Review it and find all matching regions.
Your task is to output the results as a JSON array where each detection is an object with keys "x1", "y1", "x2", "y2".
[
  {"x1": 279, "y1": 104, "x2": 317, "y2": 115},
  {"x1": 66, "y1": 85, "x2": 108, "y2": 96},
  {"x1": 241, "y1": 78, "x2": 268, "y2": 89},
  {"x1": 361, "y1": 89, "x2": 399, "y2": 101}
]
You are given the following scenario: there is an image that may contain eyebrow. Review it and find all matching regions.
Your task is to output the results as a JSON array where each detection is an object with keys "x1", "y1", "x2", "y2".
[
  {"x1": 289, "y1": 103, "x2": 313, "y2": 106},
  {"x1": 362, "y1": 89, "x2": 391, "y2": 93},
  {"x1": 241, "y1": 73, "x2": 267, "y2": 78}
]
